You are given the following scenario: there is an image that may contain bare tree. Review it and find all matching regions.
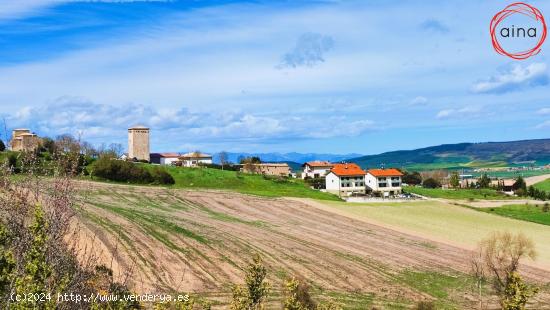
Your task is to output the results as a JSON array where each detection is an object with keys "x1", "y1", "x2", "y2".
[
  {"x1": 219, "y1": 151, "x2": 229, "y2": 170},
  {"x1": 108, "y1": 143, "x2": 124, "y2": 158},
  {"x1": 472, "y1": 231, "x2": 538, "y2": 309}
]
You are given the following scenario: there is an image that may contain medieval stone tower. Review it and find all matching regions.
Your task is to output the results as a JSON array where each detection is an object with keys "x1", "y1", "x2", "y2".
[{"x1": 128, "y1": 125, "x2": 150, "y2": 162}]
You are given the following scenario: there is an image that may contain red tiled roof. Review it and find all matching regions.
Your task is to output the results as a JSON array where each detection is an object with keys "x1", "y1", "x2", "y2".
[
  {"x1": 303, "y1": 161, "x2": 333, "y2": 167},
  {"x1": 367, "y1": 168, "x2": 403, "y2": 177},
  {"x1": 330, "y1": 163, "x2": 366, "y2": 176}
]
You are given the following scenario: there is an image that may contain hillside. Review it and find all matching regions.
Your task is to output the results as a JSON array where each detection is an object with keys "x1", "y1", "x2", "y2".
[
  {"x1": 76, "y1": 182, "x2": 550, "y2": 308},
  {"x1": 348, "y1": 139, "x2": 550, "y2": 170}
]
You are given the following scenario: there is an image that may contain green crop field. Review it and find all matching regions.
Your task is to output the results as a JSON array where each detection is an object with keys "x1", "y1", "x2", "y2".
[
  {"x1": 534, "y1": 178, "x2": 550, "y2": 192},
  {"x1": 315, "y1": 200, "x2": 550, "y2": 266},
  {"x1": 471, "y1": 169, "x2": 550, "y2": 179},
  {"x1": 403, "y1": 186, "x2": 514, "y2": 200},
  {"x1": 480, "y1": 204, "x2": 550, "y2": 226}
]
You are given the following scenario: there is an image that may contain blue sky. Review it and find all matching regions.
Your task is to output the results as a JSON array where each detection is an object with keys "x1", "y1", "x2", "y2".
[{"x1": 0, "y1": 0, "x2": 549, "y2": 155}]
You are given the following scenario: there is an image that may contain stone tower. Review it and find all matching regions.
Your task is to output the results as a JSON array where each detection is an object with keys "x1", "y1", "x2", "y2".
[{"x1": 128, "y1": 125, "x2": 150, "y2": 162}]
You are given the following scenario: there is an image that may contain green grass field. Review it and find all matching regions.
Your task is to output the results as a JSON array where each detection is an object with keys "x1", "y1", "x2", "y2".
[
  {"x1": 95, "y1": 164, "x2": 341, "y2": 201},
  {"x1": 316, "y1": 200, "x2": 550, "y2": 266},
  {"x1": 404, "y1": 186, "x2": 514, "y2": 200},
  {"x1": 471, "y1": 169, "x2": 550, "y2": 179},
  {"x1": 534, "y1": 178, "x2": 550, "y2": 192},
  {"x1": 480, "y1": 204, "x2": 550, "y2": 226}
]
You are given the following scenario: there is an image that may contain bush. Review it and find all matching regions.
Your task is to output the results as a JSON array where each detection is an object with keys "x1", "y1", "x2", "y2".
[
  {"x1": 422, "y1": 178, "x2": 441, "y2": 189},
  {"x1": 150, "y1": 167, "x2": 175, "y2": 185},
  {"x1": 92, "y1": 158, "x2": 174, "y2": 185},
  {"x1": 414, "y1": 301, "x2": 435, "y2": 310}
]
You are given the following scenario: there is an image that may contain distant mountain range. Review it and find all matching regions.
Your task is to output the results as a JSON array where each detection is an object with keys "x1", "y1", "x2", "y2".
[
  {"x1": 348, "y1": 139, "x2": 550, "y2": 170},
  {"x1": 211, "y1": 139, "x2": 550, "y2": 172},
  {"x1": 212, "y1": 152, "x2": 362, "y2": 167}
]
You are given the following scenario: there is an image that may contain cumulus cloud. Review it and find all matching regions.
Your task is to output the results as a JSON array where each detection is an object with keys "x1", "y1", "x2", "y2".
[
  {"x1": 419, "y1": 19, "x2": 449, "y2": 33},
  {"x1": 5, "y1": 97, "x2": 375, "y2": 148},
  {"x1": 410, "y1": 96, "x2": 428, "y2": 105},
  {"x1": 436, "y1": 106, "x2": 481, "y2": 119},
  {"x1": 278, "y1": 32, "x2": 334, "y2": 69},
  {"x1": 471, "y1": 63, "x2": 548, "y2": 94}
]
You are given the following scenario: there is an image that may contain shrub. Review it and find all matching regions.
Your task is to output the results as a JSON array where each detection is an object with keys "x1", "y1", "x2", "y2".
[
  {"x1": 231, "y1": 254, "x2": 270, "y2": 310},
  {"x1": 422, "y1": 178, "x2": 441, "y2": 189},
  {"x1": 92, "y1": 158, "x2": 174, "y2": 185},
  {"x1": 150, "y1": 167, "x2": 175, "y2": 185},
  {"x1": 283, "y1": 277, "x2": 316, "y2": 310}
]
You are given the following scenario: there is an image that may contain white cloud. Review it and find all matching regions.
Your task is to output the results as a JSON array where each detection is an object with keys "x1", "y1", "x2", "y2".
[
  {"x1": 471, "y1": 63, "x2": 548, "y2": 94},
  {"x1": 436, "y1": 106, "x2": 481, "y2": 119},
  {"x1": 536, "y1": 120, "x2": 550, "y2": 129},
  {"x1": 537, "y1": 108, "x2": 550, "y2": 115},
  {"x1": 410, "y1": 96, "x2": 428, "y2": 105},
  {"x1": 5, "y1": 98, "x2": 375, "y2": 148}
]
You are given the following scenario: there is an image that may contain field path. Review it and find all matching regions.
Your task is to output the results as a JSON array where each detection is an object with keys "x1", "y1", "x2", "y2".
[{"x1": 525, "y1": 174, "x2": 550, "y2": 186}]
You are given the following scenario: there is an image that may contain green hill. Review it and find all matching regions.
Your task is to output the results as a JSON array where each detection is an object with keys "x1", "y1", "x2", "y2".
[{"x1": 348, "y1": 139, "x2": 550, "y2": 170}]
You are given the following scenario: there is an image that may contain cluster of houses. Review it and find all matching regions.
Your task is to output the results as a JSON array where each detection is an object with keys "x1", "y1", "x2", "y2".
[{"x1": 302, "y1": 161, "x2": 403, "y2": 197}]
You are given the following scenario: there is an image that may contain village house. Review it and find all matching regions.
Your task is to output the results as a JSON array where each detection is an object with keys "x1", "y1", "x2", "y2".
[
  {"x1": 301, "y1": 161, "x2": 333, "y2": 179},
  {"x1": 325, "y1": 163, "x2": 366, "y2": 196},
  {"x1": 179, "y1": 152, "x2": 213, "y2": 167},
  {"x1": 10, "y1": 129, "x2": 41, "y2": 152},
  {"x1": 366, "y1": 169, "x2": 403, "y2": 196},
  {"x1": 241, "y1": 163, "x2": 291, "y2": 176},
  {"x1": 150, "y1": 153, "x2": 180, "y2": 165}
]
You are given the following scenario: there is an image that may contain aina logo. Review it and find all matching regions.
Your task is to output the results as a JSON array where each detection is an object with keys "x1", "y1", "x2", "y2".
[{"x1": 490, "y1": 2, "x2": 547, "y2": 60}]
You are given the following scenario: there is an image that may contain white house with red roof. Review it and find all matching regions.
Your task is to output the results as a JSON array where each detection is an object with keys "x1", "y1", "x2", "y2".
[
  {"x1": 366, "y1": 168, "x2": 404, "y2": 195},
  {"x1": 325, "y1": 163, "x2": 367, "y2": 196},
  {"x1": 302, "y1": 161, "x2": 334, "y2": 179},
  {"x1": 150, "y1": 153, "x2": 180, "y2": 165}
]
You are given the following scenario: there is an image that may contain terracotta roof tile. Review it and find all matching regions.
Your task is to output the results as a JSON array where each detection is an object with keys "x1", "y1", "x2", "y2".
[
  {"x1": 303, "y1": 161, "x2": 333, "y2": 168},
  {"x1": 330, "y1": 163, "x2": 366, "y2": 176},
  {"x1": 367, "y1": 168, "x2": 403, "y2": 177}
]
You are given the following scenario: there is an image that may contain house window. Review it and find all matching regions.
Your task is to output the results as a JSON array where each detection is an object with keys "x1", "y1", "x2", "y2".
[
  {"x1": 392, "y1": 182, "x2": 401, "y2": 187},
  {"x1": 378, "y1": 183, "x2": 387, "y2": 188}
]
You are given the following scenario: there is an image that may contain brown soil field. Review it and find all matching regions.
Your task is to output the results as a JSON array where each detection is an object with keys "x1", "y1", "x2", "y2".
[{"x1": 74, "y1": 182, "x2": 550, "y2": 309}]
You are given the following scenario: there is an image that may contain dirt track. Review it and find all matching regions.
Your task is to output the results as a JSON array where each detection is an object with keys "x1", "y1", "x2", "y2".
[{"x1": 75, "y1": 182, "x2": 550, "y2": 308}]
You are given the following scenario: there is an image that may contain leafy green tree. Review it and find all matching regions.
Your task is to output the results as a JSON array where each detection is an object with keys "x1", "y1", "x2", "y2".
[
  {"x1": 512, "y1": 176, "x2": 527, "y2": 194},
  {"x1": 422, "y1": 178, "x2": 441, "y2": 189},
  {"x1": 449, "y1": 171, "x2": 460, "y2": 188},
  {"x1": 402, "y1": 171, "x2": 422, "y2": 185},
  {"x1": 231, "y1": 254, "x2": 270, "y2": 310},
  {"x1": 0, "y1": 139, "x2": 5, "y2": 152},
  {"x1": 501, "y1": 272, "x2": 538, "y2": 310},
  {"x1": 478, "y1": 173, "x2": 491, "y2": 188}
]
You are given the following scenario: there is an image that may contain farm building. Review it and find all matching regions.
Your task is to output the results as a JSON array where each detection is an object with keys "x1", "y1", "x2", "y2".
[
  {"x1": 179, "y1": 152, "x2": 213, "y2": 167},
  {"x1": 150, "y1": 153, "x2": 180, "y2": 165},
  {"x1": 241, "y1": 163, "x2": 291, "y2": 176},
  {"x1": 366, "y1": 169, "x2": 403, "y2": 195},
  {"x1": 10, "y1": 129, "x2": 41, "y2": 152},
  {"x1": 301, "y1": 161, "x2": 334, "y2": 179},
  {"x1": 325, "y1": 163, "x2": 366, "y2": 196}
]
